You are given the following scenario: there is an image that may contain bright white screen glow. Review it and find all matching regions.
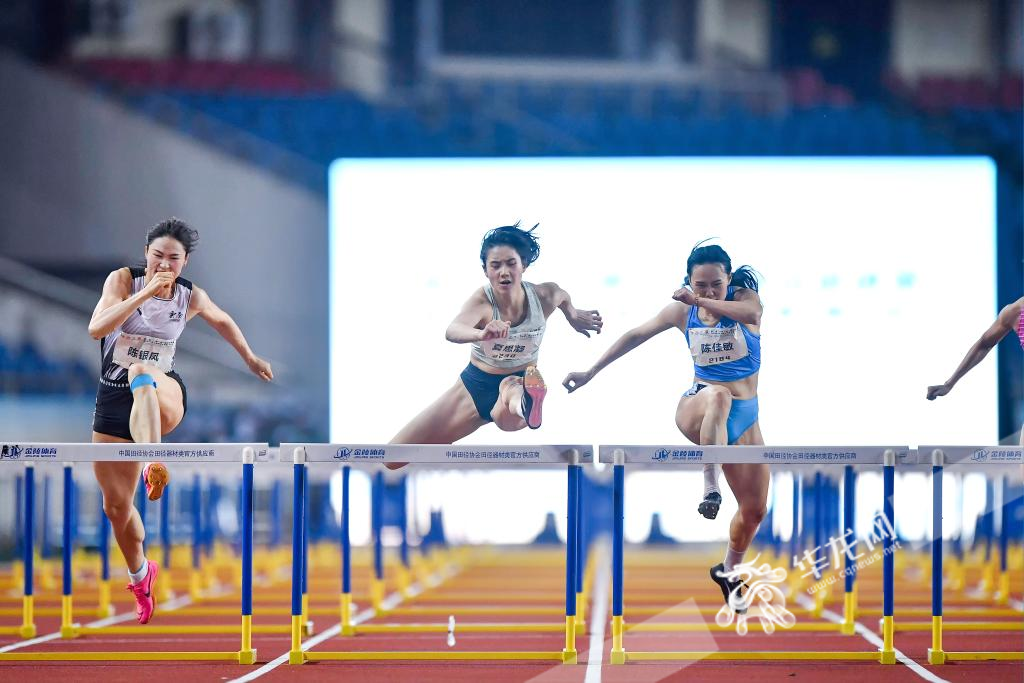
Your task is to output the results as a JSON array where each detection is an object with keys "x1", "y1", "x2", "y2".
[{"x1": 328, "y1": 157, "x2": 997, "y2": 543}]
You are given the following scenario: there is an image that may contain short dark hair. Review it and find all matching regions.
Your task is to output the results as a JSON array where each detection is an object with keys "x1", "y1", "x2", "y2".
[
  {"x1": 147, "y1": 217, "x2": 199, "y2": 254},
  {"x1": 479, "y1": 221, "x2": 540, "y2": 268},
  {"x1": 684, "y1": 241, "x2": 759, "y2": 292}
]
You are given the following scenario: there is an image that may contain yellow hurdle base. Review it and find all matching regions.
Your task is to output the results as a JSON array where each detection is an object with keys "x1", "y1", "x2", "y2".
[
  {"x1": 887, "y1": 622, "x2": 1024, "y2": 632},
  {"x1": 944, "y1": 651, "x2": 1024, "y2": 661},
  {"x1": 355, "y1": 623, "x2": 564, "y2": 634},
  {"x1": 389, "y1": 606, "x2": 562, "y2": 616},
  {"x1": 0, "y1": 626, "x2": 30, "y2": 636},
  {"x1": 625, "y1": 622, "x2": 841, "y2": 632},
  {"x1": 624, "y1": 651, "x2": 883, "y2": 661},
  {"x1": 77, "y1": 624, "x2": 290, "y2": 635},
  {"x1": 0, "y1": 651, "x2": 243, "y2": 662},
  {"x1": 859, "y1": 607, "x2": 1024, "y2": 617},
  {"x1": 305, "y1": 651, "x2": 570, "y2": 661}
]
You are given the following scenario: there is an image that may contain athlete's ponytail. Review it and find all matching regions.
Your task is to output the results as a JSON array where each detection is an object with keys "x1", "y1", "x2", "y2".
[{"x1": 730, "y1": 265, "x2": 759, "y2": 292}]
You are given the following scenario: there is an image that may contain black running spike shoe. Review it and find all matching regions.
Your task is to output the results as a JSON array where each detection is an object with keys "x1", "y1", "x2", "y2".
[
  {"x1": 710, "y1": 562, "x2": 747, "y2": 614},
  {"x1": 698, "y1": 491, "x2": 722, "y2": 520}
]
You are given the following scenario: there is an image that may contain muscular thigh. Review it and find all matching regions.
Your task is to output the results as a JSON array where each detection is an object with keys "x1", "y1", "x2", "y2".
[
  {"x1": 722, "y1": 463, "x2": 770, "y2": 512},
  {"x1": 391, "y1": 380, "x2": 487, "y2": 444},
  {"x1": 491, "y1": 375, "x2": 526, "y2": 429},
  {"x1": 674, "y1": 391, "x2": 715, "y2": 443},
  {"x1": 153, "y1": 371, "x2": 184, "y2": 435},
  {"x1": 93, "y1": 460, "x2": 144, "y2": 505}
]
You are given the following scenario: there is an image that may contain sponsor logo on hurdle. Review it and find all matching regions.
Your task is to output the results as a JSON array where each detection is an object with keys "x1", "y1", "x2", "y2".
[
  {"x1": 334, "y1": 447, "x2": 386, "y2": 461},
  {"x1": 22, "y1": 447, "x2": 58, "y2": 459},
  {"x1": 116, "y1": 448, "x2": 216, "y2": 459},
  {"x1": 715, "y1": 557, "x2": 796, "y2": 635},
  {"x1": 444, "y1": 449, "x2": 542, "y2": 461},
  {"x1": 651, "y1": 448, "x2": 703, "y2": 462},
  {"x1": 969, "y1": 448, "x2": 1022, "y2": 462},
  {"x1": 761, "y1": 449, "x2": 858, "y2": 462},
  {"x1": 0, "y1": 445, "x2": 56, "y2": 459}
]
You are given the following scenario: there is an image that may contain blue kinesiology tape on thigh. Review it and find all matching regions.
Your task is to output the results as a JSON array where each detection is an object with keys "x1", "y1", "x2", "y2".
[{"x1": 129, "y1": 374, "x2": 157, "y2": 392}]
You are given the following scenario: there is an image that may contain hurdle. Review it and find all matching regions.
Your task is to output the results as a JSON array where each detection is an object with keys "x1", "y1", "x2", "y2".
[
  {"x1": 281, "y1": 442, "x2": 590, "y2": 664},
  {"x1": 917, "y1": 445, "x2": 1024, "y2": 664},
  {"x1": 362, "y1": 468, "x2": 593, "y2": 633},
  {"x1": 602, "y1": 444, "x2": 913, "y2": 664},
  {"x1": 0, "y1": 442, "x2": 265, "y2": 663}
]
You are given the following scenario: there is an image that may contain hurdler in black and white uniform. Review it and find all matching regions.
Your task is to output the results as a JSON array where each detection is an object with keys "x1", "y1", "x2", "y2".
[
  {"x1": 93, "y1": 267, "x2": 191, "y2": 440},
  {"x1": 87, "y1": 218, "x2": 273, "y2": 626}
]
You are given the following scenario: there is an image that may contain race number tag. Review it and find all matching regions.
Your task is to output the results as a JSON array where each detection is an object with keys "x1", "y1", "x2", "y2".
[
  {"x1": 688, "y1": 325, "x2": 748, "y2": 367},
  {"x1": 112, "y1": 333, "x2": 176, "y2": 373},
  {"x1": 484, "y1": 327, "x2": 544, "y2": 363}
]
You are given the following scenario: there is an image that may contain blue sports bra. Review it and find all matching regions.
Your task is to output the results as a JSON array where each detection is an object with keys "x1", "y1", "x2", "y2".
[{"x1": 683, "y1": 286, "x2": 761, "y2": 382}]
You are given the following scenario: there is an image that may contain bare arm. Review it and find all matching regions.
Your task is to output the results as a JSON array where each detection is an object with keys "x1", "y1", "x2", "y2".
[
  {"x1": 563, "y1": 302, "x2": 686, "y2": 392},
  {"x1": 927, "y1": 298, "x2": 1022, "y2": 399},
  {"x1": 538, "y1": 282, "x2": 603, "y2": 337},
  {"x1": 190, "y1": 287, "x2": 273, "y2": 381},
  {"x1": 443, "y1": 288, "x2": 500, "y2": 343},
  {"x1": 88, "y1": 268, "x2": 174, "y2": 339},
  {"x1": 672, "y1": 286, "x2": 762, "y2": 326}
]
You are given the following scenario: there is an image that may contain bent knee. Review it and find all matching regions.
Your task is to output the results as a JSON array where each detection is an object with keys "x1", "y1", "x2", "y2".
[
  {"x1": 740, "y1": 504, "x2": 767, "y2": 526},
  {"x1": 491, "y1": 411, "x2": 525, "y2": 432},
  {"x1": 705, "y1": 386, "x2": 732, "y2": 411},
  {"x1": 103, "y1": 498, "x2": 134, "y2": 524},
  {"x1": 159, "y1": 406, "x2": 184, "y2": 435},
  {"x1": 127, "y1": 364, "x2": 160, "y2": 382},
  {"x1": 498, "y1": 375, "x2": 522, "y2": 394}
]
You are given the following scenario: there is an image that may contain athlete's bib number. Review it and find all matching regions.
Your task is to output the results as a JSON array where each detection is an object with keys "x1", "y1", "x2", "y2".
[
  {"x1": 688, "y1": 325, "x2": 749, "y2": 367},
  {"x1": 113, "y1": 333, "x2": 176, "y2": 373},
  {"x1": 484, "y1": 328, "x2": 544, "y2": 363}
]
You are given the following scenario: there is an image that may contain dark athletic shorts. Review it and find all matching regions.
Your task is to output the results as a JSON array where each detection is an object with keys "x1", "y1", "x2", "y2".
[
  {"x1": 459, "y1": 363, "x2": 524, "y2": 422},
  {"x1": 92, "y1": 370, "x2": 187, "y2": 440}
]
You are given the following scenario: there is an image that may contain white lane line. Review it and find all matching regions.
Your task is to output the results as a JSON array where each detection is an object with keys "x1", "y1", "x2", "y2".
[
  {"x1": 584, "y1": 544, "x2": 610, "y2": 683},
  {"x1": 802, "y1": 595, "x2": 950, "y2": 683},
  {"x1": 227, "y1": 565, "x2": 459, "y2": 683}
]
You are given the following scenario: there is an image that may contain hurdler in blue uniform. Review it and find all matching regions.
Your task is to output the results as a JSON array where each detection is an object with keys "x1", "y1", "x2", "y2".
[{"x1": 563, "y1": 242, "x2": 768, "y2": 614}]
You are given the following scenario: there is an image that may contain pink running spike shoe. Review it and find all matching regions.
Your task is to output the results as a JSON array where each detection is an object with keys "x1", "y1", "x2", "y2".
[
  {"x1": 521, "y1": 366, "x2": 547, "y2": 430},
  {"x1": 126, "y1": 560, "x2": 159, "y2": 624}
]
